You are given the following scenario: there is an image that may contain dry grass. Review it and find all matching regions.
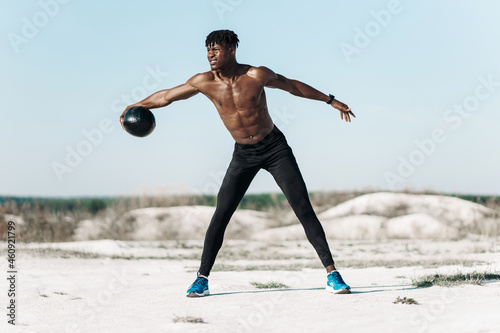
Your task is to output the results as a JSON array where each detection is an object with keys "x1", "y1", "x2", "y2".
[
  {"x1": 250, "y1": 281, "x2": 290, "y2": 289},
  {"x1": 393, "y1": 296, "x2": 419, "y2": 305},
  {"x1": 20, "y1": 248, "x2": 103, "y2": 259},
  {"x1": 172, "y1": 314, "x2": 206, "y2": 324},
  {"x1": 412, "y1": 271, "x2": 500, "y2": 287}
]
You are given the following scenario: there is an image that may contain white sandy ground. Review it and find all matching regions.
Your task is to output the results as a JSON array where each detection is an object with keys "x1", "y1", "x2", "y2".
[{"x1": 1, "y1": 239, "x2": 500, "y2": 333}]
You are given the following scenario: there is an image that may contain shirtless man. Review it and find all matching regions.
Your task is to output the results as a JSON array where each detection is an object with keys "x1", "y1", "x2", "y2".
[{"x1": 120, "y1": 30, "x2": 355, "y2": 297}]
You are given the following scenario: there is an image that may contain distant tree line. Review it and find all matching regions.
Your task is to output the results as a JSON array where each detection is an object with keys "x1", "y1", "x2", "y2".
[
  {"x1": 0, "y1": 193, "x2": 290, "y2": 215},
  {"x1": 0, "y1": 192, "x2": 498, "y2": 216}
]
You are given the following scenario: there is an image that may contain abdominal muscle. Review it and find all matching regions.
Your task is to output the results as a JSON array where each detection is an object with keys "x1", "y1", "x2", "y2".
[{"x1": 216, "y1": 105, "x2": 274, "y2": 144}]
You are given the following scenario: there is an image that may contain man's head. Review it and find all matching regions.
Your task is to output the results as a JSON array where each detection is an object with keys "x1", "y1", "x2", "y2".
[
  {"x1": 206, "y1": 30, "x2": 239, "y2": 70},
  {"x1": 205, "y1": 29, "x2": 239, "y2": 50}
]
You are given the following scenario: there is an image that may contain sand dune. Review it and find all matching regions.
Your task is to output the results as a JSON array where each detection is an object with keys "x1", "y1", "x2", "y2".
[
  {"x1": 318, "y1": 192, "x2": 494, "y2": 228},
  {"x1": 254, "y1": 192, "x2": 494, "y2": 240},
  {"x1": 252, "y1": 215, "x2": 387, "y2": 241},
  {"x1": 253, "y1": 213, "x2": 462, "y2": 241},
  {"x1": 385, "y1": 213, "x2": 460, "y2": 239},
  {"x1": 75, "y1": 205, "x2": 270, "y2": 241},
  {"x1": 72, "y1": 192, "x2": 497, "y2": 241}
]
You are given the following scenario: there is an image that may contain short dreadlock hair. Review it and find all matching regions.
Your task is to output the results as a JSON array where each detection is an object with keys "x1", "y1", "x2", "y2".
[{"x1": 205, "y1": 30, "x2": 239, "y2": 49}]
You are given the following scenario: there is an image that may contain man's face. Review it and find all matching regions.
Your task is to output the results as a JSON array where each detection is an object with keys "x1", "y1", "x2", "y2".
[{"x1": 207, "y1": 43, "x2": 233, "y2": 70}]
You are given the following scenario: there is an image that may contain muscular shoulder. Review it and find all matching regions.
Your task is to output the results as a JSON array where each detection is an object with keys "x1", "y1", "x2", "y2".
[
  {"x1": 186, "y1": 71, "x2": 215, "y2": 88},
  {"x1": 247, "y1": 66, "x2": 278, "y2": 83}
]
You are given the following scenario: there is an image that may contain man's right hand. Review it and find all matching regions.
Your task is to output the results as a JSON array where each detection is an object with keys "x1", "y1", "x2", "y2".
[{"x1": 120, "y1": 104, "x2": 139, "y2": 130}]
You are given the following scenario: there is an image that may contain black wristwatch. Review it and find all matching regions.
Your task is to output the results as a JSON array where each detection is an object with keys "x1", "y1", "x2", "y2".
[{"x1": 326, "y1": 94, "x2": 335, "y2": 104}]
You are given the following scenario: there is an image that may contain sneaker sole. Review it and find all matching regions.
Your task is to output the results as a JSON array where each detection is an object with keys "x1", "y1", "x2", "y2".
[
  {"x1": 186, "y1": 290, "x2": 210, "y2": 298},
  {"x1": 325, "y1": 286, "x2": 351, "y2": 294}
]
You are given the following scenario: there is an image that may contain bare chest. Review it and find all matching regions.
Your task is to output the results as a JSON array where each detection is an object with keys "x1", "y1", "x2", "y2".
[{"x1": 203, "y1": 76, "x2": 265, "y2": 111}]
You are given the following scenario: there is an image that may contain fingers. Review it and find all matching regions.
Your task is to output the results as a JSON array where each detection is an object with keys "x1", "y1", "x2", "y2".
[
  {"x1": 119, "y1": 114, "x2": 126, "y2": 130},
  {"x1": 333, "y1": 100, "x2": 355, "y2": 122},
  {"x1": 339, "y1": 110, "x2": 353, "y2": 122},
  {"x1": 340, "y1": 111, "x2": 350, "y2": 122}
]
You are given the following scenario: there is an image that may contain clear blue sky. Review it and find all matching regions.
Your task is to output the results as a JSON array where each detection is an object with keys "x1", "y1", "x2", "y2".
[{"x1": 1, "y1": 0, "x2": 499, "y2": 197}]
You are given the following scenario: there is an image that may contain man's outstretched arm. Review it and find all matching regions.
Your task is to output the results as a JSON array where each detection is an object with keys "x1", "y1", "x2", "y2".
[
  {"x1": 120, "y1": 79, "x2": 200, "y2": 128},
  {"x1": 258, "y1": 66, "x2": 355, "y2": 122}
]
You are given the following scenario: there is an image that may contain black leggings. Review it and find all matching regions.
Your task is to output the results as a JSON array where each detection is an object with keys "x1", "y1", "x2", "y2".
[{"x1": 198, "y1": 125, "x2": 334, "y2": 276}]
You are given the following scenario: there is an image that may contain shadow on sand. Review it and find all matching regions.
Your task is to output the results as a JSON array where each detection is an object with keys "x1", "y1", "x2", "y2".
[{"x1": 210, "y1": 284, "x2": 419, "y2": 297}]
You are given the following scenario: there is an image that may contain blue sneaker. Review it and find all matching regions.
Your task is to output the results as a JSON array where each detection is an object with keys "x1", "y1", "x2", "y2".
[
  {"x1": 186, "y1": 273, "x2": 210, "y2": 297},
  {"x1": 326, "y1": 271, "x2": 351, "y2": 294}
]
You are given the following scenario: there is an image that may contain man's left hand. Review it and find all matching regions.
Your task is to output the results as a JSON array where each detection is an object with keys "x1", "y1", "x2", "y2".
[{"x1": 331, "y1": 99, "x2": 356, "y2": 122}]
